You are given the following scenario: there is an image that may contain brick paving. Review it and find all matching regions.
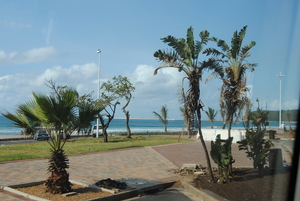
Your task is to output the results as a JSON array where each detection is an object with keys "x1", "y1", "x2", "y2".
[{"x1": 0, "y1": 136, "x2": 293, "y2": 200}]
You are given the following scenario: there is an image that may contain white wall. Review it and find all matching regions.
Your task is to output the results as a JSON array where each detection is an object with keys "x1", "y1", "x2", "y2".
[{"x1": 197, "y1": 129, "x2": 246, "y2": 143}]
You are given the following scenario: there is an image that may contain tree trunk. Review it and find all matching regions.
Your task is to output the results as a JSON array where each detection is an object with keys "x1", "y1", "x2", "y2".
[
  {"x1": 99, "y1": 116, "x2": 110, "y2": 143},
  {"x1": 102, "y1": 129, "x2": 108, "y2": 142},
  {"x1": 196, "y1": 109, "x2": 215, "y2": 182},
  {"x1": 122, "y1": 94, "x2": 133, "y2": 139},
  {"x1": 125, "y1": 111, "x2": 132, "y2": 138},
  {"x1": 227, "y1": 114, "x2": 234, "y2": 175},
  {"x1": 228, "y1": 115, "x2": 233, "y2": 138}
]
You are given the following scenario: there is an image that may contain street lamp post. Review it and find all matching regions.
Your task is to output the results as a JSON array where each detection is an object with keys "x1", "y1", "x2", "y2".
[
  {"x1": 96, "y1": 49, "x2": 101, "y2": 138},
  {"x1": 277, "y1": 72, "x2": 285, "y2": 128}
]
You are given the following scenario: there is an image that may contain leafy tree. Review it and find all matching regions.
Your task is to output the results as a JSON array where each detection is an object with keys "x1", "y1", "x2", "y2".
[
  {"x1": 238, "y1": 100, "x2": 274, "y2": 176},
  {"x1": 98, "y1": 75, "x2": 135, "y2": 142},
  {"x1": 205, "y1": 107, "x2": 217, "y2": 129},
  {"x1": 153, "y1": 26, "x2": 224, "y2": 182},
  {"x1": 153, "y1": 105, "x2": 169, "y2": 133},
  {"x1": 204, "y1": 25, "x2": 257, "y2": 138},
  {"x1": 119, "y1": 77, "x2": 135, "y2": 138},
  {"x1": 75, "y1": 94, "x2": 105, "y2": 136}
]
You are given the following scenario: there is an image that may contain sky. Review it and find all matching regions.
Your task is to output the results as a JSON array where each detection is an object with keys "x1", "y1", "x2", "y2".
[{"x1": 0, "y1": 0, "x2": 299, "y2": 120}]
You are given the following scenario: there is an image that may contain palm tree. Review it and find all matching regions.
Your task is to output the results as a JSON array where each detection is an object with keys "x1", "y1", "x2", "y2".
[
  {"x1": 27, "y1": 89, "x2": 78, "y2": 194},
  {"x1": 205, "y1": 107, "x2": 217, "y2": 129},
  {"x1": 204, "y1": 25, "x2": 257, "y2": 138},
  {"x1": 153, "y1": 26, "x2": 224, "y2": 182},
  {"x1": 153, "y1": 105, "x2": 168, "y2": 133},
  {"x1": 2, "y1": 86, "x2": 103, "y2": 194}
]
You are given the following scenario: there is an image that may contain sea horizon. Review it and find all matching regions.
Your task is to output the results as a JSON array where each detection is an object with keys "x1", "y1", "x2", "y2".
[{"x1": 0, "y1": 115, "x2": 297, "y2": 136}]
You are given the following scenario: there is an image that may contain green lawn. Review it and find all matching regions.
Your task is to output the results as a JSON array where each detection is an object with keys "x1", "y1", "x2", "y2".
[{"x1": 0, "y1": 136, "x2": 194, "y2": 162}]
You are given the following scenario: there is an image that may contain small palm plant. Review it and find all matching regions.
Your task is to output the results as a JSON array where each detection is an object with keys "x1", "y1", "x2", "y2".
[
  {"x1": 153, "y1": 105, "x2": 168, "y2": 133},
  {"x1": 20, "y1": 89, "x2": 77, "y2": 194},
  {"x1": 2, "y1": 84, "x2": 103, "y2": 194},
  {"x1": 45, "y1": 133, "x2": 71, "y2": 193}
]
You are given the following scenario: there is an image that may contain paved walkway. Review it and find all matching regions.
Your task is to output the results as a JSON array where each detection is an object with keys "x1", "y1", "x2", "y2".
[{"x1": 0, "y1": 136, "x2": 293, "y2": 200}]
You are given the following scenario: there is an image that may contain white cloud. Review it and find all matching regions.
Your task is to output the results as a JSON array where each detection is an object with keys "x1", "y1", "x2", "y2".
[
  {"x1": 0, "y1": 63, "x2": 99, "y2": 112},
  {"x1": 32, "y1": 63, "x2": 98, "y2": 90},
  {"x1": 283, "y1": 99, "x2": 299, "y2": 110},
  {"x1": 0, "y1": 46, "x2": 56, "y2": 65},
  {"x1": 123, "y1": 64, "x2": 206, "y2": 118},
  {"x1": 0, "y1": 63, "x2": 298, "y2": 119}
]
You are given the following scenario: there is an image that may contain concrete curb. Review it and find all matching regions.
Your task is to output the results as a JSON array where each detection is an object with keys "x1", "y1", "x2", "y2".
[
  {"x1": 1, "y1": 180, "x2": 177, "y2": 201},
  {"x1": 87, "y1": 181, "x2": 176, "y2": 201},
  {"x1": 181, "y1": 182, "x2": 229, "y2": 201},
  {"x1": 2, "y1": 181, "x2": 49, "y2": 201}
]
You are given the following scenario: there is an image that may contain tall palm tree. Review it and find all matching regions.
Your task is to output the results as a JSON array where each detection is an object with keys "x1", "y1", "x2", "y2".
[
  {"x1": 205, "y1": 107, "x2": 217, "y2": 129},
  {"x1": 153, "y1": 105, "x2": 168, "y2": 133},
  {"x1": 204, "y1": 25, "x2": 257, "y2": 138},
  {"x1": 154, "y1": 26, "x2": 224, "y2": 182}
]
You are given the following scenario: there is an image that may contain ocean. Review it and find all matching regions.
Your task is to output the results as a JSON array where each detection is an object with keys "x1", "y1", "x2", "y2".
[{"x1": 0, "y1": 115, "x2": 297, "y2": 136}]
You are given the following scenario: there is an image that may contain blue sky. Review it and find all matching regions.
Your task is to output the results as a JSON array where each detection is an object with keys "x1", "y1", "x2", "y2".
[{"x1": 0, "y1": 0, "x2": 299, "y2": 120}]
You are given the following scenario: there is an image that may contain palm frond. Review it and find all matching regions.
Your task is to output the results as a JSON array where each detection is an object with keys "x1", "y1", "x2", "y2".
[
  {"x1": 154, "y1": 49, "x2": 183, "y2": 66},
  {"x1": 217, "y1": 39, "x2": 230, "y2": 54},
  {"x1": 194, "y1": 30, "x2": 211, "y2": 59},
  {"x1": 203, "y1": 47, "x2": 226, "y2": 59},
  {"x1": 161, "y1": 105, "x2": 168, "y2": 124},
  {"x1": 240, "y1": 41, "x2": 256, "y2": 55},
  {"x1": 152, "y1": 111, "x2": 163, "y2": 121},
  {"x1": 186, "y1": 26, "x2": 195, "y2": 58},
  {"x1": 230, "y1": 25, "x2": 247, "y2": 59}
]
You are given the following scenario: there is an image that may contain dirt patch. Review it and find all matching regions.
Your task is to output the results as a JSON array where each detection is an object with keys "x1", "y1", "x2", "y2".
[
  {"x1": 191, "y1": 167, "x2": 291, "y2": 201},
  {"x1": 15, "y1": 183, "x2": 112, "y2": 201}
]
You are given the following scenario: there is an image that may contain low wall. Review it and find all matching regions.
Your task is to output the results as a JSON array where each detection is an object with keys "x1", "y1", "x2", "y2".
[{"x1": 197, "y1": 129, "x2": 246, "y2": 143}]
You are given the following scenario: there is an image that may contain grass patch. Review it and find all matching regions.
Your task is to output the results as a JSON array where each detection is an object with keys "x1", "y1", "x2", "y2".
[{"x1": 0, "y1": 135, "x2": 193, "y2": 162}]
